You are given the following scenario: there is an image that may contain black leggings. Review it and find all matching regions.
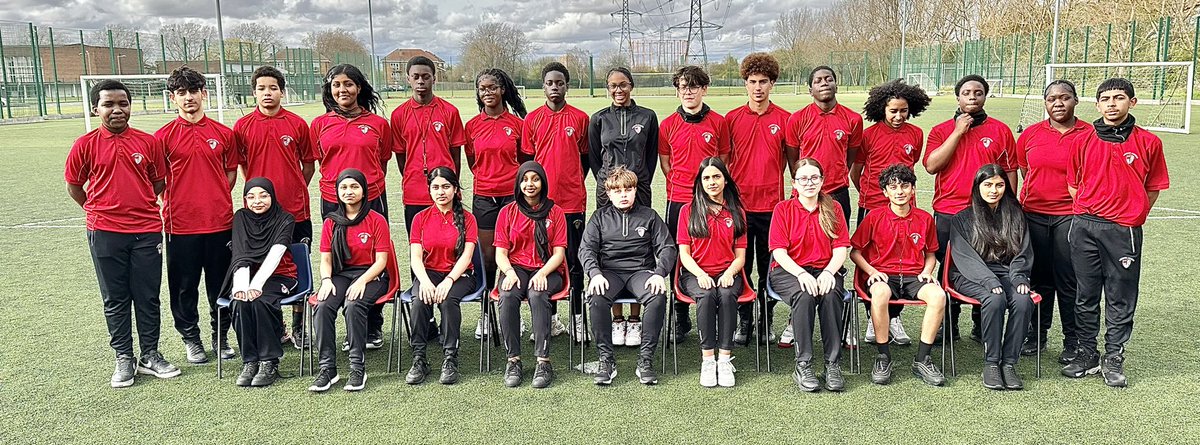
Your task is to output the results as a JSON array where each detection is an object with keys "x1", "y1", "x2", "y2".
[
  {"x1": 232, "y1": 275, "x2": 297, "y2": 363},
  {"x1": 409, "y1": 269, "x2": 477, "y2": 357},
  {"x1": 314, "y1": 273, "x2": 389, "y2": 372},
  {"x1": 499, "y1": 267, "x2": 564, "y2": 359},
  {"x1": 680, "y1": 270, "x2": 742, "y2": 351}
]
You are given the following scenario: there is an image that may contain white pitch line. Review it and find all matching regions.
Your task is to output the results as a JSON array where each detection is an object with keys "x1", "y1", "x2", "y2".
[
  {"x1": 15, "y1": 216, "x2": 85, "y2": 227},
  {"x1": 5, "y1": 225, "x2": 86, "y2": 229},
  {"x1": 1154, "y1": 207, "x2": 1200, "y2": 215}
]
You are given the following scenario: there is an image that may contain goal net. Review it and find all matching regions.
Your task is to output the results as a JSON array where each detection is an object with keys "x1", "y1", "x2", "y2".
[
  {"x1": 81, "y1": 74, "x2": 237, "y2": 132},
  {"x1": 1017, "y1": 62, "x2": 1194, "y2": 134},
  {"x1": 904, "y1": 73, "x2": 935, "y2": 94}
]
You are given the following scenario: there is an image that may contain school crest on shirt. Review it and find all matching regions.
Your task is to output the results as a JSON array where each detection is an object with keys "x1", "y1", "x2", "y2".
[
  {"x1": 834, "y1": 129, "x2": 845, "y2": 141},
  {"x1": 1124, "y1": 152, "x2": 1139, "y2": 165},
  {"x1": 702, "y1": 132, "x2": 714, "y2": 143},
  {"x1": 635, "y1": 226, "x2": 646, "y2": 237},
  {"x1": 207, "y1": 138, "x2": 219, "y2": 150},
  {"x1": 281, "y1": 135, "x2": 294, "y2": 147},
  {"x1": 504, "y1": 126, "x2": 513, "y2": 137},
  {"x1": 131, "y1": 153, "x2": 144, "y2": 164},
  {"x1": 724, "y1": 217, "x2": 733, "y2": 228},
  {"x1": 433, "y1": 121, "x2": 444, "y2": 132},
  {"x1": 632, "y1": 124, "x2": 644, "y2": 134},
  {"x1": 357, "y1": 125, "x2": 371, "y2": 134},
  {"x1": 1119, "y1": 256, "x2": 1135, "y2": 269},
  {"x1": 545, "y1": 219, "x2": 552, "y2": 228},
  {"x1": 903, "y1": 144, "x2": 914, "y2": 155},
  {"x1": 980, "y1": 137, "x2": 993, "y2": 148},
  {"x1": 769, "y1": 124, "x2": 780, "y2": 135},
  {"x1": 565, "y1": 126, "x2": 576, "y2": 137},
  {"x1": 359, "y1": 233, "x2": 370, "y2": 244},
  {"x1": 910, "y1": 233, "x2": 922, "y2": 245}
]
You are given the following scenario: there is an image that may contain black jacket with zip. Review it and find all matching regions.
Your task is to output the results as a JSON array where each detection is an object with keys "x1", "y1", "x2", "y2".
[
  {"x1": 579, "y1": 203, "x2": 676, "y2": 278},
  {"x1": 589, "y1": 100, "x2": 659, "y2": 207},
  {"x1": 948, "y1": 207, "x2": 1033, "y2": 291}
]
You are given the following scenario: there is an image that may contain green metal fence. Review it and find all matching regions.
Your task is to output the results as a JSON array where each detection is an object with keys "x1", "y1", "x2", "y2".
[{"x1": 0, "y1": 20, "x2": 377, "y2": 120}]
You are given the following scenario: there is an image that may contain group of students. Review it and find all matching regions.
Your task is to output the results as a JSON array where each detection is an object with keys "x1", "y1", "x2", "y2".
[{"x1": 67, "y1": 51, "x2": 1167, "y2": 392}]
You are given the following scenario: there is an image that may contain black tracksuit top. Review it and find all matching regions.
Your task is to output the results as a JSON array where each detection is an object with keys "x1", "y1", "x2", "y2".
[
  {"x1": 588, "y1": 101, "x2": 659, "y2": 207},
  {"x1": 579, "y1": 204, "x2": 677, "y2": 278},
  {"x1": 948, "y1": 208, "x2": 1034, "y2": 291}
]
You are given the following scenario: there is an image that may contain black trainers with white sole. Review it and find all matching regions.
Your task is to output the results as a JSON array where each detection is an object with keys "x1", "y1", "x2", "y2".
[
  {"x1": 111, "y1": 354, "x2": 137, "y2": 388},
  {"x1": 137, "y1": 351, "x2": 182, "y2": 378},
  {"x1": 343, "y1": 369, "x2": 366, "y2": 391},
  {"x1": 183, "y1": 340, "x2": 208, "y2": 364},
  {"x1": 1061, "y1": 349, "x2": 1101, "y2": 378},
  {"x1": 308, "y1": 367, "x2": 340, "y2": 392}
]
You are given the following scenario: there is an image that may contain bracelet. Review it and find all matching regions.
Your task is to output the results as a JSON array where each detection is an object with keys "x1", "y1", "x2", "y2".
[
  {"x1": 321, "y1": 277, "x2": 332, "y2": 282},
  {"x1": 820, "y1": 270, "x2": 834, "y2": 277}
]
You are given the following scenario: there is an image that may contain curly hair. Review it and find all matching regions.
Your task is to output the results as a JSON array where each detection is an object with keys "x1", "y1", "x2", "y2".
[
  {"x1": 862, "y1": 79, "x2": 931, "y2": 123},
  {"x1": 739, "y1": 52, "x2": 779, "y2": 81}
]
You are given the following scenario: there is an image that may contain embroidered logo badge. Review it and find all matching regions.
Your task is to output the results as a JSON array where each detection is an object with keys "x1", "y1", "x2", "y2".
[
  {"x1": 207, "y1": 138, "x2": 219, "y2": 150},
  {"x1": 769, "y1": 124, "x2": 780, "y2": 135},
  {"x1": 359, "y1": 233, "x2": 370, "y2": 244},
  {"x1": 545, "y1": 219, "x2": 552, "y2": 228},
  {"x1": 910, "y1": 233, "x2": 922, "y2": 245},
  {"x1": 834, "y1": 129, "x2": 845, "y2": 141},
  {"x1": 981, "y1": 137, "x2": 993, "y2": 148},
  {"x1": 504, "y1": 127, "x2": 513, "y2": 137},
  {"x1": 433, "y1": 121, "x2": 444, "y2": 132},
  {"x1": 635, "y1": 227, "x2": 646, "y2": 237},
  {"x1": 281, "y1": 135, "x2": 293, "y2": 147},
  {"x1": 281, "y1": 283, "x2": 289, "y2": 293},
  {"x1": 1119, "y1": 256, "x2": 1135, "y2": 269},
  {"x1": 903, "y1": 144, "x2": 914, "y2": 155},
  {"x1": 357, "y1": 125, "x2": 370, "y2": 134},
  {"x1": 702, "y1": 132, "x2": 713, "y2": 143},
  {"x1": 565, "y1": 126, "x2": 576, "y2": 137},
  {"x1": 573, "y1": 220, "x2": 583, "y2": 229},
  {"x1": 724, "y1": 217, "x2": 733, "y2": 228},
  {"x1": 632, "y1": 124, "x2": 644, "y2": 134},
  {"x1": 131, "y1": 153, "x2": 144, "y2": 164},
  {"x1": 1124, "y1": 152, "x2": 1138, "y2": 165}
]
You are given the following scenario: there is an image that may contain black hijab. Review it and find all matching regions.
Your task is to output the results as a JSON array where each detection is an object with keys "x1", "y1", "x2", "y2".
[
  {"x1": 953, "y1": 108, "x2": 989, "y2": 128},
  {"x1": 515, "y1": 161, "x2": 555, "y2": 262},
  {"x1": 219, "y1": 177, "x2": 294, "y2": 297},
  {"x1": 327, "y1": 168, "x2": 370, "y2": 273},
  {"x1": 1093, "y1": 114, "x2": 1136, "y2": 143}
]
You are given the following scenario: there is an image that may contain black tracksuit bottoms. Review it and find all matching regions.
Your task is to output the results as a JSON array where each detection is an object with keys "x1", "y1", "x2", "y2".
[
  {"x1": 680, "y1": 270, "x2": 743, "y2": 351},
  {"x1": 324, "y1": 196, "x2": 389, "y2": 337},
  {"x1": 768, "y1": 266, "x2": 845, "y2": 364},
  {"x1": 935, "y1": 212, "x2": 981, "y2": 331},
  {"x1": 666, "y1": 201, "x2": 691, "y2": 328},
  {"x1": 314, "y1": 273, "x2": 389, "y2": 372},
  {"x1": 232, "y1": 275, "x2": 297, "y2": 363},
  {"x1": 88, "y1": 230, "x2": 164, "y2": 357},
  {"x1": 1070, "y1": 214, "x2": 1143, "y2": 356},
  {"x1": 499, "y1": 267, "x2": 564, "y2": 359},
  {"x1": 409, "y1": 270, "x2": 477, "y2": 358},
  {"x1": 738, "y1": 211, "x2": 780, "y2": 326},
  {"x1": 166, "y1": 230, "x2": 232, "y2": 344},
  {"x1": 588, "y1": 270, "x2": 666, "y2": 361},
  {"x1": 1026, "y1": 212, "x2": 1078, "y2": 348},
  {"x1": 951, "y1": 274, "x2": 1034, "y2": 365}
]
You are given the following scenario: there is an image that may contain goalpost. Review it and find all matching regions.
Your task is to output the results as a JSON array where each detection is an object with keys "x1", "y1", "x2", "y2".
[
  {"x1": 81, "y1": 74, "x2": 228, "y2": 132},
  {"x1": 1017, "y1": 62, "x2": 1193, "y2": 134}
]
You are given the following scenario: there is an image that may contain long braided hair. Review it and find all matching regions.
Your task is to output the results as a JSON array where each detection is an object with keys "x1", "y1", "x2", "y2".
[
  {"x1": 475, "y1": 68, "x2": 527, "y2": 118},
  {"x1": 427, "y1": 166, "x2": 466, "y2": 258}
]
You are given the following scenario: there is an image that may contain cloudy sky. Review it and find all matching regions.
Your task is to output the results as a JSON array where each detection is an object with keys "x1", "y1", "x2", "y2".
[{"x1": 0, "y1": 0, "x2": 806, "y2": 63}]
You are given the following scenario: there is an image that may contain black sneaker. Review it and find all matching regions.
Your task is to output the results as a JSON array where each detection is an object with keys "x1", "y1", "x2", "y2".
[
  {"x1": 792, "y1": 361, "x2": 820, "y2": 392},
  {"x1": 344, "y1": 369, "x2": 366, "y2": 391},
  {"x1": 1101, "y1": 353, "x2": 1128, "y2": 387},
  {"x1": 911, "y1": 355, "x2": 946, "y2": 387},
  {"x1": 732, "y1": 320, "x2": 752, "y2": 346},
  {"x1": 1001, "y1": 364, "x2": 1023, "y2": 390},
  {"x1": 308, "y1": 367, "x2": 340, "y2": 392},
  {"x1": 532, "y1": 361, "x2": 554, "y2": 389},
  {"x1": 1021, "y1": 335, "x2": 1046, "y2": 356},
  {"x1": 183, "y1": 340, "x2": 208, "y2": 364},
  {"x1": 111, "y1": 354, "x2": 136, "y2": 388},
  {"x1": 236, "y1": 361, "x2": 259, "y2": 387},
  {"x1": 439, "y1": 354, "x2": 460, "y2": 385},
  {"x1": 366, "y1": 330, "x2": 384, "y2": 350},
  {"x1": 252, "y1": 360, "x2": 280, "y2": 387},
  {"x1": 594, "y1": 357, "x2": 617, "y2": 385},
  {"x1": 635, "y1": 357, "x2": 658, "y2": 385},
  {"x1": 969, "y1": 325, "x2": 982, "y2": 344},
  {"x1": 137, "y1": 351, "x2": 182, "y2": 378},
  {"x1": 214, "y1": 334, "x2": 236, "y2": 360},
  {"x1": 1062, "y1": 349, "x2": 1100, "y2": 378},
  {"x1": 673, "y1": 319, "x2": 692, "y2": 343},
  {"x1": 1058, "y1": 348, "x2": 1079, "y2": 365},
  {"x1": 292, "y1": 328, "x2": 310, "y2": 350},
  {"x1": 503, "y1": 359, "x2": 523, "y2": 387},
  {"x1": 824, "y1": 361, "x2": 845, "y2": 392},
  {"x1": 405, "y1": 356, "x2": 430, "y2": 385},
  {"x1": 871, "y1": 354, "x2": 893, "y2": 385},
  {"x1": 981, "y1": 363, "x2": 1005, "y2": 390}
]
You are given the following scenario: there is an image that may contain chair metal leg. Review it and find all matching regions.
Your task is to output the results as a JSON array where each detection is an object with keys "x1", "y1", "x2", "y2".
[
  {"x1": 851, "y1": 301, "x2": 860, "y2": 375},
  {"x1": 765, "y1": 301, "x2": 773, "y2": 374},
  {"x1": 947, "y1": 295, "x2": 957, "y2": 377},
  {"x1": 478, "y1": 300, "x2": 486, "y2": 373},
  {"x1": 668, "y1": 298, "x2": 677, "y2": 375},
  {"x1": 566, "y1": 294, "x2": 575, "y2": 373},
  {"x1": 1035, "y1": 304, "x2": 1042, "y2": 378},
  {"x1": 216, "y1": 309, "x2": 223, "y2": 379},
  {"x1": 386, "y1": 301, "x2": 396, "y2": 374},
  {"x1": 579, "y1": 295, "x2": 589, "y2": 373},
  {"x1": 753, "y1": 296, "x2": 760, "y2": 372}
]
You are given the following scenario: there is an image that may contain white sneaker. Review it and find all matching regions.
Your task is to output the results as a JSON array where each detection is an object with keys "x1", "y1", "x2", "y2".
[
  {"x1": 612, "y1": 320, "x2": 627, "y2": 345},
  {"x1": 778, "y1": 322, "x2": 795, "y2": 347},
  {"x1": 625, "y1": 321, "x2": 642, "y2": 346},
  {"x1": 865, "y1": 318, "x2": 877, "y2": 343},
  {"x1": 717, "y1": 356, "x2": 736, "y2": 387},
  {"x1": 889, "y1": 317, "x2": 912, "y2": 345},
  {"x1": 572, "y1": 314, "x2": 589, "y2": 342},
  {"x1": 474, "y1": 318, "x2": 486, "y2": 340},
  {"x1": 550, "y1": 314, "x2": 568, "y2": 337},
  {"x1": 700, "y1": 358, "x2": 718, "y2": 387}
]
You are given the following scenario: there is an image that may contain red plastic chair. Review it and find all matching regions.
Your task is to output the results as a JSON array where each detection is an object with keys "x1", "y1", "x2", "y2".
[
  {"x1": 486, "y1": 265, "x2": 572, "y2": 370},
  {"x1": 941, "y1": 243, "x2": 1042, "y2": 378},
  {"x1": 306, "y1": 238, "x2": 402, "y2": 374},
  {"x1": 851, "y1": 268, "x2": 945, "y2": 375},
  {"x1": 668, "y1": 264, "x2": 759, "y2": 374}
]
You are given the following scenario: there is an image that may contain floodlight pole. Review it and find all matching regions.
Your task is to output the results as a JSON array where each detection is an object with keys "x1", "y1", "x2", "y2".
[
  {"x1": 898, "y1": 0, "x2": 907, "y2": 79},
  {"x1": 1050, "y1": 0, "x2": 1061, "y2": 64},
  {"x1": 369, "y1": 0, "x2": 379, "y2": 88},
  {"x1": 215, "y1": 0, "x2": 227, "y2": 76}
]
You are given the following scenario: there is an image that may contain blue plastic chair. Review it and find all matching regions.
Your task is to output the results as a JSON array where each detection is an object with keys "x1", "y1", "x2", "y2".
[
  {"x1": 216, "y1": 243, "x2": 314, "y2": 379},
  {"x1": 764, "y1": 269, "x2": 857, "y2": 374},
  {"x1": 393, "y1": 244, "x2": 490, "y2": 373}
]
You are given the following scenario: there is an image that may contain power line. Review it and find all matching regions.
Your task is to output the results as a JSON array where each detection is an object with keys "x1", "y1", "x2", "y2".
[
  {"x1": 611, "y1": 0, "x2": 644, "y2": 64},
  {"x1": 667, "y1": 0, "x2": 721, "y2": 66}
]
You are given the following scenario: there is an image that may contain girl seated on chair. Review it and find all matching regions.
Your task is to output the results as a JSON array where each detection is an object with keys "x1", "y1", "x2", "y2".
[
  {"x1": 311, "y1": 169, "x2": 396, "y2": 393},
  {"x1": 405, "y1": 166, "x2": 479, "y2": 386},
  {"x1": 223, "y1": 177, "x2": 296, "y2": 388},
  {"x1": 677, "y1": 157, "x2": 747, "y2": 388},
  {"x1": 768, "y1": 158, "x2": 850, "y2": 393},
  {"x1": 949, "y1": 163, "x2": 1034, "y2": 391},
  {"x1": 495, "y1": 161, "x2": 568, "y2": 389}
]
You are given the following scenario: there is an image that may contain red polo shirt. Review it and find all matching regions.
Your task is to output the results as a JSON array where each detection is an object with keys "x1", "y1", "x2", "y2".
[
  {"x1": 319, "y1": 210, "x2": 393, "y2": 267},
  {"x1": 493, "y1": 202, "x2": 568, "y2": 270},
  {"x1": 768, "y1": 198, "x2": 850, "y2": 269},
  {"x1": 677, "y1": 203, "x2": 747, "y2": 276},
  {"x1": 1016, "y1": 119, "x2": 1091, "y2": 216},
  {"x1": 234, "y1": 108, "x2": 316, "y2": 222},
  {"x1": 1068, "y1": 125, "x2": 1170, "y2": 227},
  {"x1": 726, "y1": 102, "x2": 790, "y2": 213},
  {"x1": 924, "y1": 117, "x2": 1017, "y2": 214},
  {"x1": 410, "y1": 206, "x2": 480, "y2": 273},
  {"x1": 658, "y1": 109, "x2": 732, "y2": 203},
  {"x1": 850, "y1": 205, "x2": 938, "y2": 275},
  {"x1": 390, "y1": 96, "x2": 467, "y2": 206},
  {"x1": 855, "y1": 122, "x2": 924, "y2": 211},
  {"x1": 65, "y1": 126, "x2": 166, "y2": 233},
  {"x1": 465, "y1": 111, "x2": 522, "y2": 197},
  {"x1": 156, "y1": 115, "x2": 238, "y2": 235},
  {"x1": 784, "y1": 103, "x2": 863, "y2": 193},
  {"x1": 310, "y1": 111, "x2": 392, "y2": 203},
  {"x1": 521, "y1": 104, "x2": 590, "y2": 213}
]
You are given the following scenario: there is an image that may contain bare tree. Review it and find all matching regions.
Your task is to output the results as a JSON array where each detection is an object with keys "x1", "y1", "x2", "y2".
[
  {"x1": 303, "y1": 28, "x2": 368, "y2": 57},
  {"x1": 230, "y1": 23, "x2": 282, "y2": 50},
  {"x1": 159, "y1": 22, "x2": 217, "y2": 61},
  {"x1": 562, "y1": 47, "x2": 592, "y2": 88},
  {"x1": 459, "y1": 23, "x2": 534, "y2": 79}
]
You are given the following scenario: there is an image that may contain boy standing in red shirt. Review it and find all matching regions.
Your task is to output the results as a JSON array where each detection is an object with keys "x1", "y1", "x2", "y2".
[
  {"x1": 785, "y1": 66, "x2": 862, "y2": 225},
  {"x1": 67, "y1": 80, "x2": 181, "y2": 387},
  {"x1": 156, "y1": 67, "x2": 239, "y2": 365},
  {"x1": 1062, "y1": 78, "x2": 1169, "y2": 387}
]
